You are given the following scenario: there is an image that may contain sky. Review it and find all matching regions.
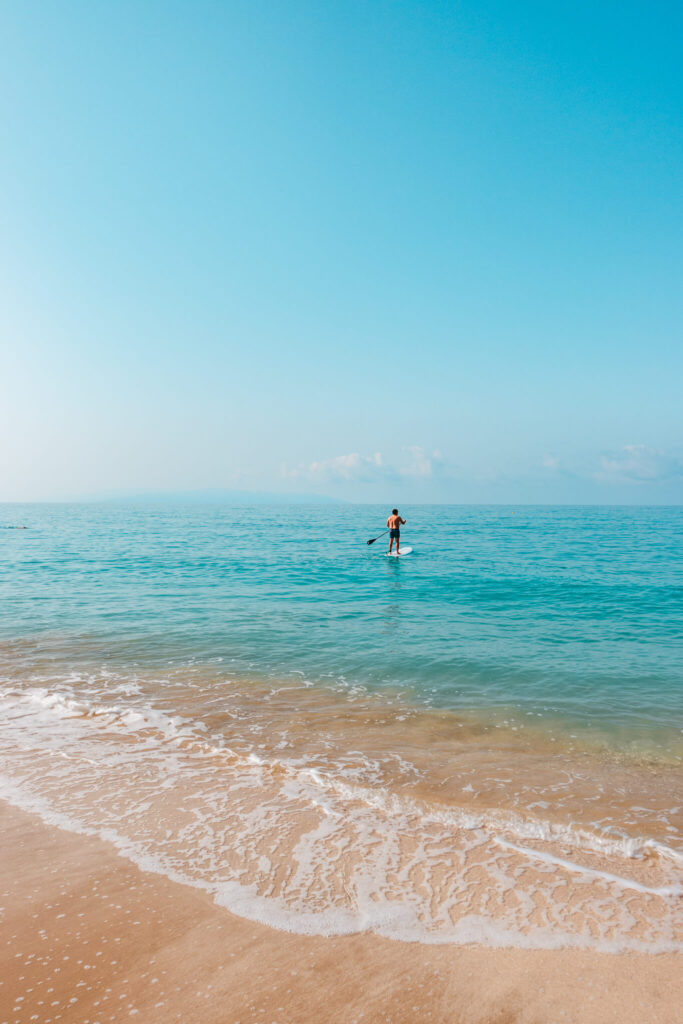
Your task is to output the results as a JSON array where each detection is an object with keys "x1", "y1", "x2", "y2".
[{"x1": 1, "y1": 0, "x2": 681, "y2": 503}]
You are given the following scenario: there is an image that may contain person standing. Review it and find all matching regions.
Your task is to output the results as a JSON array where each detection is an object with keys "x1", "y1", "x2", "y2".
[{"x1": 387, "y1": 508, "x2": 406, "y2": 555}]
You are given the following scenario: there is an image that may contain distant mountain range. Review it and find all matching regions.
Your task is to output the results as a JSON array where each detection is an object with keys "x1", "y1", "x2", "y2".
[{"x1": 97, "y1": 489, "x2": 343, "y2": 505}]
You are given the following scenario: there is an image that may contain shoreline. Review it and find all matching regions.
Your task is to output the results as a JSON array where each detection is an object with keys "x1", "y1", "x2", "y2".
[
  {"x1": 2, "y1": 799, "x2": 681, "y2": 1024},
  {"x1": 1, "y1": 665, "x2": 681, "y2": 954}
]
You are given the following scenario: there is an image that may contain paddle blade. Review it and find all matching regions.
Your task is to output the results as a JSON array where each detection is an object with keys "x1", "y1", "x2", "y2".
[{"x1": 367, "y1": 538, "x2": 377, "y2": 545}]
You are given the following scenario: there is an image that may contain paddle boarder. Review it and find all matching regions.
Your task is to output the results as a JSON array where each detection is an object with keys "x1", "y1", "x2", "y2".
[{"x1": 387, "y1": 509, "x2": 406, "y2": 555}]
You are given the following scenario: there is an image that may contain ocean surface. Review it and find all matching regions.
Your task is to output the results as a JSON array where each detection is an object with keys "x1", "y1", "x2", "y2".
[{"x1": 1, "y1": 503, "x2": 682, "y2": 951}]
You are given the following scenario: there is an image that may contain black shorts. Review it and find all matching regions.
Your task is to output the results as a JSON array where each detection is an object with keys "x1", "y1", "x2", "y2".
[{"x1": 390, "y1": 529, "x2": 400, "y2": 539}]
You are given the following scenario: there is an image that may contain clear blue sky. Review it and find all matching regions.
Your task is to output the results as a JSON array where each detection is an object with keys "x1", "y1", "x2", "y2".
[{"x1": 1, "y1": 0, "x2": 681, "y2": 502}]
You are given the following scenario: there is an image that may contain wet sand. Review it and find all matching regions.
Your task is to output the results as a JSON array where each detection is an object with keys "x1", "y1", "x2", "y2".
[{"x1": 1, "y1": 800, "x2": 680, "y2": 1024}]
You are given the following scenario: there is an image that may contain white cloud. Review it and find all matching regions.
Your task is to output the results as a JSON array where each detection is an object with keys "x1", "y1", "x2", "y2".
[
  {"x1": 288, "y1": 446, "x2": 448, "y2": 485},
  {"x1": 541, "y1": 454, "x2": 560, "y2": 471},
  {"x1": 306, "y1": 451, "x2": 389, "y2": 483},
  {"x1": 596, "y1": 444, "x2": 683, "y2": 483},
  {"x1": 400, "y1": 445, "x2": 444, "y2": 478}
]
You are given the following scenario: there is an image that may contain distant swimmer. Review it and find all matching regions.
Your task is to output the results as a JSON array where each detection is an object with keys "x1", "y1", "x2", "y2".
[{"x1": 387, "y1": 508, "x2": 406, "y2": 555}]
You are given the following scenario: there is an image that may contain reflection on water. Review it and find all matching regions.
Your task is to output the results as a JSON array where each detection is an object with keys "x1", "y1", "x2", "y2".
[{"x1": 381, "y1": 561, "x2": 403, "y2": 633}]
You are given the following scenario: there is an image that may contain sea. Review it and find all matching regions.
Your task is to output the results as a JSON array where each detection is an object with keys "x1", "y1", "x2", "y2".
[{"x1": 1, "y1": 503, "x2": 682, "y2": 951}]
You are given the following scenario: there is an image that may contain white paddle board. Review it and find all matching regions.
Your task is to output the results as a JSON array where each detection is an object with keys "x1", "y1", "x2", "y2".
[{"x1": 385, "y1": 546, "x2": 412, "y2": 557}]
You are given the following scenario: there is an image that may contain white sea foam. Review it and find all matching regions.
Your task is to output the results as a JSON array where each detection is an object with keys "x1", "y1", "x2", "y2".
[{"x1": 0, "y1": 681, "x2": 681, "y2": 953}]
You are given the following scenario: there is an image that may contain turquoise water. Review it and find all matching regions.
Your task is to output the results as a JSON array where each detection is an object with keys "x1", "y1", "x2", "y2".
[{"x1": 2, "y1": 503, "x2": 682, "y2": 755}]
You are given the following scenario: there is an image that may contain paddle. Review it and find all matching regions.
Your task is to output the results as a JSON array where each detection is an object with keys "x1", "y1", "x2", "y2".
[{"x1": 367, "y1": 529, "x2": 389, "y2": 545}]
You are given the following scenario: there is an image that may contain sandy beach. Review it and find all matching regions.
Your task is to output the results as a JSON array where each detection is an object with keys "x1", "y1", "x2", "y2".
[{"x1": 2, "y1": 799, "x2": 680, "y2": 1024}]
